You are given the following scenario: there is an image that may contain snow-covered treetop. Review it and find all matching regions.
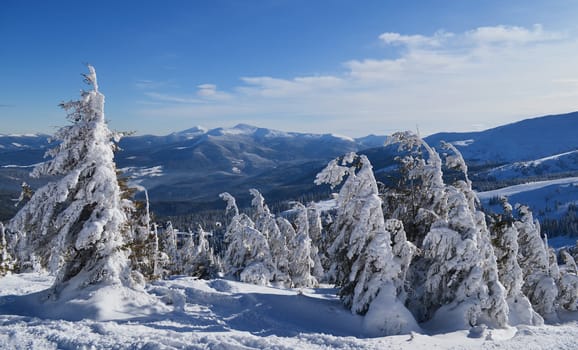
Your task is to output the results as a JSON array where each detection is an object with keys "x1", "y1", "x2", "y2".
[
  {"x1": 31, "y1": 64, "x2": 117, "y2": 178},
  {"x1": 249, "y1": 188, "x2": 270, "y2": 215},
  {"x1": 83, "y1": 65, "x2": 98, "y2": 92},
  {"x1": 440, "y1": 141, "x2": 468, "y2": 177},
  {"x1": 219, "y1": 192, "x2": 239, "y2": 217},
  {"x1": 387, "y1": 131, "x2": 444, "y2": 191}
]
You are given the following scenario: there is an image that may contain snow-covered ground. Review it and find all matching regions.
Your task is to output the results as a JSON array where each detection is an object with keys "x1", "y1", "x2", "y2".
[
  {"x1": 1, "y1": 273, "x2": 577, "y2": 349},
  {"x1": 477, "y1": 177, "x2": 578, "y2": 201}
]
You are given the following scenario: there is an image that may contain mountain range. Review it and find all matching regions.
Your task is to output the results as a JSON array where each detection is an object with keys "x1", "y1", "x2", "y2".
[{"x1": 2, "y1": 112, "x2": 578, "y2": 228}]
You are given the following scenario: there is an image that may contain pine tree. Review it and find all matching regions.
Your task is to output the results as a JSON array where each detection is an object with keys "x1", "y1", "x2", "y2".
[
  {"x1": 249, "y1": 189, "x2": 290, "y2": 285},
  {"x1": 0, "y1": 222, "x2": 14, "y2": 276},
  {"x1": 441, "y1": 142, "x2": 509, "y2": 327},
  {"x1": 123, "y1": 185, "x2": 159, "y2": 281},
  {"x1": 383, "y1": 131, "x2": 446, "y2": 245},
  {"x1": 159, "y1": 222, "x2": 179, "y2": 276},
  {"x1": 557, "y1": 249, "x2": 578, "y2": 311},
  {"x1": 179, "y1": 230, "x2": 196, "y2": 276},
  {"x1": 315, "y1": 153, "x2": 410, "y2": 322},
  {"x1": 307, "y1": 203, "x2": 325, "y2": 281},
  {"x1": 386, "y1": 219, "x2": 416, "y2": 302},
  {"x1": 516, "y1": 205, "x2": 558, "y2": 318},
  {"x1": 181, "y1": 225, "x2": 219, "y2": 279},
  {"x1": 489, "y1": 197, "x2": 543, "y2": 325},
  {"x1": 221, "y1": 193, "x2": 273, "y2": 285},
  {"x1": 7, "y1": 66, "x2": 137, "y2": 297},
  {"x1": 288, "y1": 202, "x2": 318, "y2": 288},
  {"x1": 398, "y1": 139, "x2": 509, "y2": 328}
]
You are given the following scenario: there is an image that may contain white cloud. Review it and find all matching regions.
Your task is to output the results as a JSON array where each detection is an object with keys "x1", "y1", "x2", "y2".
[
  {"x1": 196, "y1": 84, "x2": 232, "y2": 100},
  {"x1": 138, "y1": 25, "x2": 578, "y2": 137},
  {"x1": 466, "y1": 24, "x2": 562, "y2": 45},
  {"x1": 379, "y1": 31, "x2": 453, "y2": 47}
]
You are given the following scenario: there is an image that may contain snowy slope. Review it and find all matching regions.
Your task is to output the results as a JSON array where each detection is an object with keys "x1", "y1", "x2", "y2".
[
  {"x1": 425, "y1": 111, "x2": 578, "y2": 165},
  {"x1": 1, "y1": 273, "x2": 577, "y2": 349},
  {"x1": 477, "y1": 177, "x2": 578, "y2": 240},
  {"x1": 479, "y1": 150, "x2": 578, "y2": 180}
]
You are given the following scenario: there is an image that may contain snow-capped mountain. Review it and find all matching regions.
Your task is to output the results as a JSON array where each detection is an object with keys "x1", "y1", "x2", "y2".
[
  {"x1": 2, "y1": 112, "x2": 578, "y2": 223},
  {"x1": 0, "y1": 124, "x2": 388, "y2": 218}
]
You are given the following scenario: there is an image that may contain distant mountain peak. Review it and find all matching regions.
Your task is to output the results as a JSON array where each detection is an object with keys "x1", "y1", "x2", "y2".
[
  {"x1": 178, "y1": 126, "x2": 206, "y2": 134},
  {"x1": 232, "y1": 123, "x2": 259, "y2": 131}
]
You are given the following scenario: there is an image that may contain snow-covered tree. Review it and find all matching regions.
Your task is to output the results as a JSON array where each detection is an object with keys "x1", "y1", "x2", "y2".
[
  {"x1": 398, "y1": 139, "x2": 509, "y2": 328},
  {"x1": 489, "y1": 197, "x2": 542, "y2": 325},
  {"x1": 179, "y1": 230, "x2": 196, "y2": 275},
  {"x1": 421, "y1": 186, "x2": 507, "y2": 328},
  {"x1": 444, "y1": 144, "x2": 509, "y2": 328},
  {"x1": 221, "y1": 193, "x2": 273, "y2": 285},
  {"x1": 0, "y1": 222, "x2": 14, "y2": 276},
  {"x1": 181, "y1": 225, "x2": 219, "y2": 279},
  {"x1": 557, "y1": 249, "x2": 578, "y2": 311},
  {"x1": 8, "y1": 66, "x2": 137, "y2": 296},
  {"x1": 515, "y1": 205, "x2": 558, "y2": 318},
  {"x1": 307, "y1": 203, "x2": 325, "y2": 281},
  {"x1": 561, "y1": 249, "x2": 578, "y2": 275},
  {"x1": 249, "y1": 189, "x2": 290, "y2": 285},
  {"x1": 382, "y1": 131, "x2": 446, "y2": 245},
  {"x1": 219, "y1": 192, "x2": 239, "y2": 223},
  {"x1": 315, "y1": 153, "x2": 416, "y2": 334},
  {"x1": 159, "y1": 222, "x2": 179, "y2": 276},
  {"x1": 385, "y1": 219, "x2": 416, "y2": 302},
  {"x1": 288, "y1": 202, "x2": 318, "y2": 288},
  {"x1": 124, "y1": 186, "x2": 160, "y2": 281}
]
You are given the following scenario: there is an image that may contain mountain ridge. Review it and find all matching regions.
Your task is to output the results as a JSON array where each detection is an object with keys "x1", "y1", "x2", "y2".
[{"x1": 2, "y1": 111, "x2": 578, "y2": 220}]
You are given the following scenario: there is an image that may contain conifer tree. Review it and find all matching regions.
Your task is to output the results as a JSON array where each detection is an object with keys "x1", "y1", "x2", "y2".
[
  {"x1": 307, "y1": 203, "x2": 325, "y2": 281},
  {"x1": 288, "y1": 202, "x2": 318, "y2": 288},
  {"x1": 221, "y1": 193, "x2": 273, "y2": 285},
  {"x1": 557, "y1": 249, "x2": 578, "y2": 311},
  {"x1": 385, "y1": 219, "x2": 415, "y2": 302},
  {"x1": 0, "y1": 222, "x2": 14, "y2": 276},
  {"x1": 249, "y1": 189, "x2": 290, "y2": 285},
  {"x1": 316, "y1": 154, "x2": 406, "y2": 310},
  {"x1": 489, "y1": 197, "x2": 542, "y2": 325},
  {"x1": 516, "y1": 205, "x2": 558, "y2": 318},
  {"x1": 159, "y1": 222, "x2": 179, "y2": 276},
  {"x1": 7, "y1": 65, "x2": 136, "y2": 296}
]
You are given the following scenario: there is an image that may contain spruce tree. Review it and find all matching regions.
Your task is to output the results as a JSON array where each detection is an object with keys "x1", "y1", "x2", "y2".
[
  {"x1": 288, "y1": 202, "x2": 318, "y2": 288},
  {"x1": 489, "y1": 197, "x2": 542, "y2": 325},
  {"x1": 249, "y1": 189, "x2": 290, "y2": 285},
  {"x1": 221, "y1": 193, "x2": 273, "y2": 285},
  {"x1": 516, "y1": 205, "x2": 558, "y2": 318},
  {"x1": 7, "y1": 65, "x2": 136, "y2": 296},
  {"x1": 0, "y1": 222, "x2": 14, "y2": 276}
]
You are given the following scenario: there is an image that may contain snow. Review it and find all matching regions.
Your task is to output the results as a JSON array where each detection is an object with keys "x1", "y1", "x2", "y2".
[
  {"x1": 1, "y1": 273, "x2": 578, "y2": 349},
  {"x1": 524, "y1": 149, "x2": 578, "y2": 166},
  {"x1": 477, "y1": 177, "x2": 578, "y2": 200},
  {"x1": 120, "y1": 165, "x2": 164, "y2": 178},
  {"x1": 1, "y1": 163, "x2": 43, "y2": 168},
  {"x1": 330, "y1": 133, "x2": 355, "y2": 142},
  {"x1": 313, "y1": 198, "x2": 338, "y2": 212},
  {"x1": 452, "y1": 139, "x2": 475, "y2": 147},
  {"x1": 0, "y1": 133, "x2": 40, "y2": 138}
]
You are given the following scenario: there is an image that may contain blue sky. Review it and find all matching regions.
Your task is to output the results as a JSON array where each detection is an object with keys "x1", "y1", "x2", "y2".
[{"x1": 2, "y1": 0, "x2": 578, "y2": 137}]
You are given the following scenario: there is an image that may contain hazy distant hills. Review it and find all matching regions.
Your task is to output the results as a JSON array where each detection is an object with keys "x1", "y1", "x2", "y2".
[{"x1": 2, "y1": 112, "x2": 578, "y2": 222}]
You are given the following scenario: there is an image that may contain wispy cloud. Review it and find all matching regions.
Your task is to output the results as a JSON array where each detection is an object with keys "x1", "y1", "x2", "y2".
[
  {"x1": 137, "y1": 24, "x2": 578, "y2": 136},
  {"x1": 379, "y1": 31, "x2": 453, "y2": 47},
  {"x1": 465, "y1": 24, "x2": 562, "y2": 45}
]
